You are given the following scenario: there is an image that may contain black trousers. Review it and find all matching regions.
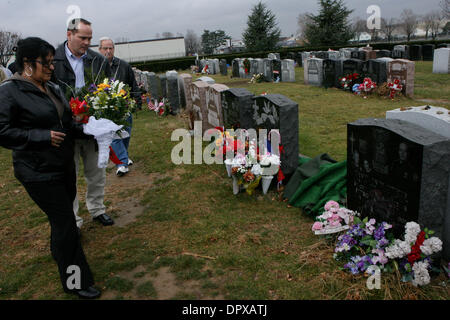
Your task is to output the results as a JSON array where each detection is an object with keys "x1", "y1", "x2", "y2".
[{"x1": 20, "y1": 167, "x2": 94, "y2": 292}]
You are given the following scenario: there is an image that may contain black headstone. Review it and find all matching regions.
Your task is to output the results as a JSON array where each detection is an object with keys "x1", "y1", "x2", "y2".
[
  {"x1": 315, "y1": 51, "x2": 328, "y2": 60},
  {"x1": 376, "y1": 50, "x2": 391, "y2": 58},
  {"x1": 220, "y1": 59, "x2": 228, "y2": 76},
  {"x1": 437, "y1": 43, "x2": 450, "y2": 48},
  {"x1": 295, "y1": 52, "x2": 303, "y2": 67},
  {"x1": 158, "y1": 74, "x2": 167, "y2": 99},
  {"x1": 323, "y1": 58, "x2": 343, "y2": 88},
  {"x1": 392, "y1": 45, "x2": 410, "y2": 59},
  {"x1": 343, "y1": 58, "x2": 364, "y2": 82},
  {"x1": 347, "y1": 118, "x2": 450, "y2": 250},
  {"x1": 263, "y1": 59, "x2": 273, "y2": 82},
  {"x1": 363, "y1": 59, "x2": 388, "y2": 85},
  {"x1": 251, "y1": 94, "x2": 299, "y2": 176},
  {"x1": 409, "y1": 45, "x2": 423, "y2": 61},
  {"x1": 166, "y1": 75, "x2": 180, "y2": 114},
  {"x1": 422, "y1": 44, "x2": 435, "y2": 61},
  {"x1": 221, "y1": 88, "x2": 254, "y2": 130},
  {"x1": 232, "y1": 59, "x2": 240, "y2": 78}
]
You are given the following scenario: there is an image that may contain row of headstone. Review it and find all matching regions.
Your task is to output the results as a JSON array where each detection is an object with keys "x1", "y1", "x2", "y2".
[
  {"x1": 304, "y1": 57, "x2": 415, "y2": 97},
  {"x1": 231, "y1": 57, "x2": 295, "y2": 82},
  {"x1": 347, "y1": 106, "x2": 450, "y2": 260},
  {"x1": 180, "y1": 74, "x2": 299, "y2": 176}
]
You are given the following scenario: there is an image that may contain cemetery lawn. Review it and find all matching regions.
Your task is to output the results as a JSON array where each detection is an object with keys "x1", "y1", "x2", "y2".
[{"x1": 0, "y1": 62, "x2": 449, "y2": 300}]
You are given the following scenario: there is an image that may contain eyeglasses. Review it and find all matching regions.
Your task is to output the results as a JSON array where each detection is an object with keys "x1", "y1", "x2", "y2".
[{"x1": 32, "y1": 60, "x2": 56, "y2": 69}]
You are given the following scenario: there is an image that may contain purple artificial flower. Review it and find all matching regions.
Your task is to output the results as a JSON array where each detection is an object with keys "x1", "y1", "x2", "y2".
[
  {"x1": 374, "y1": 226, "x2": 385, "y2": 241},
  {"x1": 89, "y1": 84, "x2": 97, "y2": 92}
]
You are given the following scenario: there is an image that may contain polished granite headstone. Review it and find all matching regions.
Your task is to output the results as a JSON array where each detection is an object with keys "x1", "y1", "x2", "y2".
[
  {"x1": 166, "y1": 71, "x2": 180, "y2": 113},
  {"x1": 221, "y1": 88, "x2": 254, "y2": 130},
  {"x1": 220, "y1": 59, "x2": 228, "y2": 76},
  {"x1": 206, "y1": 84, "x2": 229, "y2": 129},
  {"x1": 158, "y1": 74, "x2": 167, "y2": 99},
  {"x1": 263, "y1": 58, "x2": 273, "y2": 82},
  {"x1": 343, "y1": 58, "x2": 365, "y2": 83},
  {"x1": 347, "y1": 118, "x2": 450, "y2": 260},
  {"x1": 422, "y1": 44, "x2": 435, "y2": 61},
  {"x1": 388, "y1": 59, "x2": 415, "y2": 97},
  {"x1": 432, "y1": 48, "x2": 450, "y2": 74},
  {"x1": 147, "y1": 72, "x2": 159, "y2": 101},
  {"x1": 189, "y1": 80, "x2": 210, "y2": 131},
  {"x1": 178, "y1": 74, "x2": 192, "y2": 109},
  {"x1": 306, "y1": 58, "x2": 324, "y2": 86},
  {"x1": 409, "y1": 45, "x2": 423, "y2": 61},
  {"x1": 251, "y1": 94, "x2": 299, "y2": 175},
  {"x1": 376, "y1": 50, "x2": 392, "y2": 58},
  {"x1": 323, "y1": 58, "x2": 343, "y2": 88},
  {"x1": 281, "y1": 59, "x2": 295, "y2": 82}
]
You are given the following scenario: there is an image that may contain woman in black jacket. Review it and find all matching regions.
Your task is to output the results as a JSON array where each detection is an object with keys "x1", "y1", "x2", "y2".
[{"x1": 0, "y1": 37, "x2": 100, "y2": 299}]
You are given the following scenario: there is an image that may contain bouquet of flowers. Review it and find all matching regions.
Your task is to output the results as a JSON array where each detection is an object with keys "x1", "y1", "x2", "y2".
[
  {"x1": 81, "y1": 78, "x2": 136, "y2": 168},
  {"x1": 259, "y1": 152, "x2": 281, "y2": 176},
  {"x1": 334, "y1": 217, "x2": 394, "y2": 275},
  {"x1": 231, "y1": 141, "x2": 262, "y2": 195},
  {"x1": 148, "y1": 98, "x2": 171, "y2": 116},
  {"x1": 339, "y1": 73, "x2": 360, "y2": 91},
  {"x1": 388, "y1": 78, "x2": 403, "y2": 100},
  {"x1": 249, "y1": 73, "x2": 264, "y2": 84},
  {"x1": 384, "y1": 222, "x2": 442, "y2": 286},
  {"x1": 312, "y1": 201, "x2": 359, "y2": 235},
  {"x1": 358, "y1": 78, "x2": 377, "y2": 97}
]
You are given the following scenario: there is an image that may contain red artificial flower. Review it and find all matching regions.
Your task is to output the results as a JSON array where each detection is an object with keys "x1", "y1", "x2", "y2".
[
  {"x1": 70, "y1": 97, "x2": 90, "y2": 123},
  {"x1": 407, "y1": 231, "x2": 426, "y2": 265},
  {"x1": 159, "y1": 107, "x2": 165, "y2": 116}
]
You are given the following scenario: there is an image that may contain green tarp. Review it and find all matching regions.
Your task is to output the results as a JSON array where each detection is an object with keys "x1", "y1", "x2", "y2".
[{"x1": 283, "y1": 153, "x2": 347, "y2": 217}]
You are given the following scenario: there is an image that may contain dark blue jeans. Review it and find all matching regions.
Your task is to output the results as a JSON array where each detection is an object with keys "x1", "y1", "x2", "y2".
[{"x1": 111, "y1": 114, "x2": 132, "y2": 167}]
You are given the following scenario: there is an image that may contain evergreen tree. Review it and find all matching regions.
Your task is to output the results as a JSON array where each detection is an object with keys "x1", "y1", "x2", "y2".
[
  {"x1": 201, "y1": 30, "x2": 229, "y2": 55},
  {"x1": 304, "y1": 0, "x2": 354, "y2": 46},
  {"x1": 242, "y1": 2, "x2": 281, "y2": 52}
]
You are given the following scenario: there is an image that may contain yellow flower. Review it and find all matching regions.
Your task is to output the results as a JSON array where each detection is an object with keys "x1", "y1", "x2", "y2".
[{"x1": 119, "y1": 89, "x2": 126, "y2": 96}]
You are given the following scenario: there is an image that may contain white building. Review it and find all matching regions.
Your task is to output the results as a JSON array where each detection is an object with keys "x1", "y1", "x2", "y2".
[{"x1": 91, "y1": 37, "x2": 186, "y2": 63}]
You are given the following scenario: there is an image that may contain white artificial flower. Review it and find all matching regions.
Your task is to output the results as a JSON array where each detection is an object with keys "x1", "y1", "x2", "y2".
[
  {"x1": 420, "y1": 237, "x2": 443, "y2": 256},
  {"x1": 251, "y1": 163, "x2": 263, "y2": 176},
  {"x1": 411, "y1": 261, "x2": 431, "y2": 287},
  {"x1": 405, "y1": 222, "x2": 421, "y2": 244}
]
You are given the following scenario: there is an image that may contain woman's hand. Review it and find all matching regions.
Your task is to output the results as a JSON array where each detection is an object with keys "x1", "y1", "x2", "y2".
[{"x1": 50, "y1": 131, "x2": 66, "y2": 147}]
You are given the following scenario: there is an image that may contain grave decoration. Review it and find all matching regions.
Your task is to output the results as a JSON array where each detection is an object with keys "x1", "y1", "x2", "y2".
[
  {"x1": 311, "y1": 201, "x2": 359, "y2": 235},
  {"x1": 339, "y1": 73, "x2": 360, "y2": 91},
  {"x1": 388, "y1": 79, "x2": 403, "y2": 99},
  {"x1": 357, "y1": 78, "x2": 377, "y2": 98}
]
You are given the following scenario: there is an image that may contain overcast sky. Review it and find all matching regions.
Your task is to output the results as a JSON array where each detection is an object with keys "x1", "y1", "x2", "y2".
[{"x1": 0, "y1": 0, "x2": 444, "y2": 46}]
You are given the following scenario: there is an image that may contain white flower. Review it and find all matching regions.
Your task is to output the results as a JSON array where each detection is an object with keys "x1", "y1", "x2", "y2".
[
  {"x1": 385, "y1": 240, "x2": 411, "y2": 259},
  {"x1": 405, "y1": 222, "x2": 421, "y2": 244},
  {"x1": 411, "y1": 261, "x2": 431, "y2": 287},
  {"x1": 420, "y1": 237, "x2": 443, "y2": 256},
  {"x1": 251, "y1": 164, "x2": 263, "y2": 176}
]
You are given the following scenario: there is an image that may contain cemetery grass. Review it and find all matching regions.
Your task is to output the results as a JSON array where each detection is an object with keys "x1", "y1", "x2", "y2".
[{"x1": 0, "y1": 62, "x2": 449, "y2": 300}]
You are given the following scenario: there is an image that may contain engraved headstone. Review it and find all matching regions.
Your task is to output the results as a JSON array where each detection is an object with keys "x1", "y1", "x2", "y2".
[
  {"x1": 364, "y1": 59, "x2": 390, "y2": 85},
  {"x1": 432, "y1": 48, "x2": 450, "y2": 74},
  {"x1": 272, "y1": 59, "x2": 282, "y2": 82},
  {"x1": 392, "y1": 45, "x2": 410, "y2": 59},
  {"x1": 220, "y1": 59, "x2": 228, "y2": 76},
  {"x1": 250, "y1": 59, "x2": 259, "y2": 76},
  {"x1": 147, "y1": 72, "x2": 159, "y2": 101},
  {"x1": 306, "y1": 58, "x2": 324, "y2": 86},
  {"x1": 166, "y1": 71, "x2": 180, "y2": 113},
  {"x1": 347, "y1": 118, "x2": 450, "y2": 260},
  {"x1": 281, "y1": 59, "x2": 295, "y2": 82},
  {"x1": 388, "y1": 59, "x2": 415, "y2": 97},
  {"x1": 158, "y1": 74, "x2": 167, "y2": 99},
  {"x1": 221, "y1": 88, "x2": 254, "y2": 130},
  {"x1": 251, "y1": 94, "x2": 299, "y2": 176},
  {"x1": 178, "y1": 74, "x2": 192, "y2": 110},
  {"x1": 255, "y1": 58, "x2": 264, "y2": 75},
  {"x1": 232, "y1": 59, "x2": 240, "y2": 78},
  {"x1": 422, "y1": 44, "x2": 435, "y2": 61},
  {"x1": 263, "y1": 58, "x2": 273, "y2": 82},
  {"x1": 206, "y1": 84, "x2": 229, "y2": 129},
  {"x1": 323, "y1": 58, "x2": 343, "y2": 88},
  {"x1": 343, "y1": 58, "x2": 364, "y2": 83},
  {"x1": 190, "y1": 80, "x2": 210, "y2": 131}
]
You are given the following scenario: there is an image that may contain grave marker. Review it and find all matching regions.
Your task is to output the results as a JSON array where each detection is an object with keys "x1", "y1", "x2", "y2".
[
  {"x1": 206, "y1": 84, "x2": 230, "y2": 129},
  {"x1": 388, "y1": 59, "x2": 415, "y2": 97},
  {"x1": 221, "y1": 88, "x2": 254, "y2": 130},
  {"x1": 432, "y1": 48, "x2": 450, "y2": 74}
]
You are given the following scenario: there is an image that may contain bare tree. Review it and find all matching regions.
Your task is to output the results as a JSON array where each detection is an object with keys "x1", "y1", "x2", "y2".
[
  {"x1": 429, "y1": 11, "x2": 444, "y2": 39},
  {"x1": 400, "y1": 9, "x2": 418, "y2": 41},
  {"x1": 296, "y1": 13, "x2": 313, "y2": 40},
  {"x1": 0, "y1": 30, "x2": 20, "y2": 67},
  {"x1": 184, "y1": 29, "x2": 201, "y2": 55},
  {"x1": 161, "y1": 32, "x2": 174, "y2": 38},
  {"x1": 380, "y1": 18, "x2": 397, "y2": 42},
  {"x1": 441, "y1": 0, "x2": 450, "y2": 19},
  {"x1": 352, "y1": 18, "x2": 368, "y2": 43}
]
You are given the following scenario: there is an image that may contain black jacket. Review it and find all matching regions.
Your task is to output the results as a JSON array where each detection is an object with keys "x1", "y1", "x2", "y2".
[
  {"x1": 0, "y1": 76, "x2": 85, "y2": 182},
  {"x1": 110, "y1": 57, "x2": 141, "y2": 103},
  {"x1": 52, "y1": 42, "x2": 111, "y2": 99}
]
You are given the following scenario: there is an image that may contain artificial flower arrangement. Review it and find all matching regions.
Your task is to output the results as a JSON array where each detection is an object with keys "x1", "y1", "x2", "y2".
[
  {"x1": 384, "y1": 222, "x2": 442, "y2": 287},
  {"x1": 243, "y1": 58, "x2": 251, "y2": 74},
  {"x1": 311, "y1": 201, "x2": 359, "y2": 235},
  {"x1": 70, "y1": 78, "x2": 136, "y2": 168},
  {"x1": 333, "y1": 218, "x2": 443, "y2": 287},
  {"x1": 249, "y1": 73, "x2": 264, "y2": 84},
  {"x1": 148, "y1": 97, "x2": 172, "y2": 116},
  {"x1": 339, "y1": 73, "x2": 360, "y2": 91},
  {"x1": 358, "y1": 77, "x2": 377, "y2": 98},
  {"x1": 388, "y1": 78, "x2": 403, "y2": 100},
  {"x1": 230, "y1": 141, "x2": 262, "y2": 195}
]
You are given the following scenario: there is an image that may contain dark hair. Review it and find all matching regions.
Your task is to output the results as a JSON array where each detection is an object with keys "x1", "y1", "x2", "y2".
[
  {"x1": 67, "y1": 18, "x2": 92, "y2": 32},
  {"x1": 15, "y1": 37, "x2": 55, "y2": 74}
]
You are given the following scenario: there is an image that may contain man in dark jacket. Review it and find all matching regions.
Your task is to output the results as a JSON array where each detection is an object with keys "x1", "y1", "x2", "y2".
[
  {"x1": 98, "y1": 37, "x2": 140, "y2": 177},
  {"x1": 53, "y1": 18, "x2": 114, "y2": 230}
]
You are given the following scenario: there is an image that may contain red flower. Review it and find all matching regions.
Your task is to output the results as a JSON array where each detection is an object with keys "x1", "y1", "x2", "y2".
[
  {"x1": 407, "y1": 231, "x2": 426, "y2": 265},
  {"x1": 70, "y1": 97, "x2": 90, "y2": 123}
]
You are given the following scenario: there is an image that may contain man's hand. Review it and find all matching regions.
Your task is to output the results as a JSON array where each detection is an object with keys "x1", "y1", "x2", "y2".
[{"x1": 50, "y1": 131, "x2": 66, "y2": 147}]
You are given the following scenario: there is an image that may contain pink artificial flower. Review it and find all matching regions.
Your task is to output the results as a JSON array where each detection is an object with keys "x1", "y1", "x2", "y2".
[
  {"x1": 324, "y1": 200, "x2": 340, "y2": 211},
  {"x1": 329, "y1": 220, "x2": 341, "y2": 228},
  {"x1": 312, "y1": 222, "x2": 323, "y2": 231}
]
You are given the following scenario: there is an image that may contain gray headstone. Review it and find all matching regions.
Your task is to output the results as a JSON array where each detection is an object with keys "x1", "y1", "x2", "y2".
[
  {"x1": 281, "y1": 59, "x2": 295, "y2": 82},
  {"x1": 376, "y1": 50, "x2": 392, "y2": 58},
  {"x1": 386, "y1": 105, "x2": 450, "y2": 139},
  {"x1": 250, "y1": 59, "x2": 259, "y2": 76},
  {"x1": 263, "y1": 59, "x2": 273, "y2": 82},
  {"x1": 306, "y1": 58, "x2": 324, "y2": 86},
  {"x1": 196, "y1": 76, "x2": 215, "y2": 85},
  {"x1": 221, "y1": 88, "x2": 254, "y2": 130},
  {"x1": 178, "y1": 74, "x2": 193, "y2": 110},
  {"x1": 432, "y1": 48, "x2": 450, "y2": 74},
  {"x1": 255, "y1": 58, "x2": 264, "y2": 75},
  {"x1": 347, "y1": 118, "x2": 450, "y2": 261},
  {"x1": 388, "y1": 59, "x2": 415, "y2": 97},
  {"x1": 272, "y1": 59, "x2": 282, "y2": 82},
  {"x1": 219, "y1": 59, "x2": 228, "y2": 76},
  {"x1": 364, "y1": 59, "x2": 389, "y2": 85},
  {"x1": 158, "y1": 74, "x2": 167, "y2": 99},
  {"x1": 251, "y1": 94, "x2": 299, "y2": 176},
  {"x1": 190, "y1": 81, "x2": 210, "y2": 131},
  {"x1": 232, "y1": 59, "x2": 240, "y2": 78},
  {"x1": 147, "y1": 72, "x2": 159, "y2": 100},
  {"x1": 206, "y1": 84, "x2": 229, "y2": 129},
  {"x1": 166, "y1": 71, "x2": 180, "y2": 114}
]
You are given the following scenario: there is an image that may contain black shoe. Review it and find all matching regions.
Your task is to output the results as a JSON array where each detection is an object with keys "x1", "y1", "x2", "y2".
[
  {"x1": 76, "y1": 286, "x2": 101, "y2": 299},
  {"x1": 93, "y1": 213, "x2": 114, "y2": 226}
]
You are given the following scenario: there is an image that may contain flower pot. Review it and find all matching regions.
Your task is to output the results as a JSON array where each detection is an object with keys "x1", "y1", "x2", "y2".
[
  {"x1": 232, "y1": 176, "x2": 240, "y2": 195},
  {"x1": 261, "y1": 175, "x2": 274, "y2": 195},
  {"x1": 224, "y1": 159, "x2": 232, "y2": 178}
]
